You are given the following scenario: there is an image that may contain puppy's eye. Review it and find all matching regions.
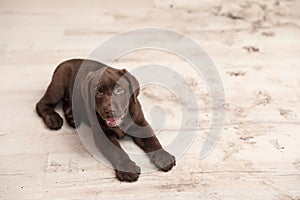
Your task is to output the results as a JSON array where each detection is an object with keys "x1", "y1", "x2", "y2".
[
  {"x1": 114, "y1": 87, "x2": 125, "y2": 95},
  {"x1": 96, "y1": 89, "x2": 104, "y2": 96}
]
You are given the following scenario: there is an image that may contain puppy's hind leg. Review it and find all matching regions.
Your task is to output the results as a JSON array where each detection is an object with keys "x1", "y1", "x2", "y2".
[{"x1": 36, "y1": 68, "x2": 67, "y2": 130}]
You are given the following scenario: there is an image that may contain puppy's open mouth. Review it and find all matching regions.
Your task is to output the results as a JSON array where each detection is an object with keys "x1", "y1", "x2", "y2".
[
  {"x1": 102, "y1": 110, "x2": 127, "y2": 128},
  {"x1": 105, "y1": 117, "x2": 124, "y2": 127}
]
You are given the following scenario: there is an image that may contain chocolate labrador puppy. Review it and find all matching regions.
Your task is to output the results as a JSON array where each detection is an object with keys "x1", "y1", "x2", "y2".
[{"x1": 36, "y1": 59, "x2": 176, "y2": 182}]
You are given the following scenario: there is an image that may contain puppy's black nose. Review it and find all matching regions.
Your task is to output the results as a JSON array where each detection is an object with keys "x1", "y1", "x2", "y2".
[{"x1": 104, "y1": 109, "x2": 116, "y2": 118}]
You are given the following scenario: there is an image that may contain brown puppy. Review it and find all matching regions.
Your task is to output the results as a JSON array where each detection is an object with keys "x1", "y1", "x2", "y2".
[{"x1": 36, "y1": 59, "x2": 176, "y2": 182}]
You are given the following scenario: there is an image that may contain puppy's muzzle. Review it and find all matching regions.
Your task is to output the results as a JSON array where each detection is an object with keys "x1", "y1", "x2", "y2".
[{"x1": 103, "y1": 108, "x2": 125, "y2": 127}]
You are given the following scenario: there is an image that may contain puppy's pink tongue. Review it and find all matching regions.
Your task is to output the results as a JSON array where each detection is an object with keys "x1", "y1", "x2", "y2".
[
  {"x1": 106, "y1": 118, "x2": 118, "y2": 127},
  {"x1": 107, "y1": 118, "x2": 117, "y2": 123}
]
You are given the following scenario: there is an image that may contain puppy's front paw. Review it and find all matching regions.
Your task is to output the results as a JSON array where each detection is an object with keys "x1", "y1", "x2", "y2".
[
  {"x1": 151, "y1": 150, "x2": 176, "y2": 172},
  {"x1": 44, "y1": 113, "x2": 63, "y2": 130},
  {"x1": 66, "y1": 115, "x2": 76, "y2": 128},
  {"x1": 115, "y1": 161, "x2": 141, "y2": 182}
]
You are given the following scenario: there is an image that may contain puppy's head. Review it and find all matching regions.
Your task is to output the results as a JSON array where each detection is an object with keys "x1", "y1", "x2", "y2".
[{"x1": 82, "y1": 67, "x2": 139, "y2": 128}]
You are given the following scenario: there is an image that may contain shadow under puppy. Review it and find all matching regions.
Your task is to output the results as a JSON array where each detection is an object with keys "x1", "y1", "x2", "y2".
[{"x1": 36, "y1": 59, "x2": 176, "y2": 182}]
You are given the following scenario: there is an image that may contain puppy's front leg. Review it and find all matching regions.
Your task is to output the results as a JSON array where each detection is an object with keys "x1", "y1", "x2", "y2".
[
  {"x1": 93, "y1": 131, "x2": 140, "y2": 182},
  {"x1": 132, "y1": 129, "x2": 176, "y2": 172}
]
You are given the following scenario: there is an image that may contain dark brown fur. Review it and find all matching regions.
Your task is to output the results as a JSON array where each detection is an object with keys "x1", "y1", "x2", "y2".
[{"x1": 36, "y1": 59, "x2": 176, "y2": 182}]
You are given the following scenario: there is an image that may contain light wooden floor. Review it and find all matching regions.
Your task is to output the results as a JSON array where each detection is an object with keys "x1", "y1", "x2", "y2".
[{"x1": 0, "y1": 0, "x2": 300, "y2": 199}]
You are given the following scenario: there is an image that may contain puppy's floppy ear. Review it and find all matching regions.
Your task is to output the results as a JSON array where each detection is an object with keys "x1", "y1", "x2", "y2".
[
  {"x1": 81, "y1": 69, "x2": 106, "y2": 127},
  {"x1": 120, "y1": 69, "x2": 140, "y2": 104},
  {"x1": 81, "y1": 72, "x2": 97, "y2": 120}
]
